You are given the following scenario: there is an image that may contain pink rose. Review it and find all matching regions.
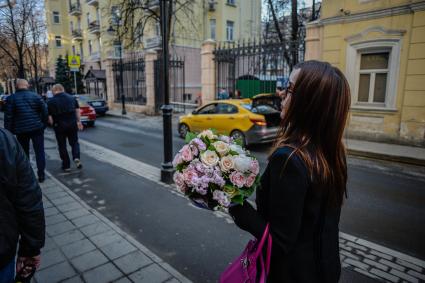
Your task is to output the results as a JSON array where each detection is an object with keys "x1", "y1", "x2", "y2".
[
  {"x1": 172, "y1": 153, "x2": 183, "y2": 167},
  {"x1": 245, "y1": 174, "x2": 256, "y2": 187},
  {"x1": 230, "y1": 171, "x2": 246, "y2": 188},
  {"x1": 173, "y1": 172, "x2": 186, "y2": 192},
  {"x1": 180, "y1": 145, "x2": 193, "y2": 162},
  {"x1": 250, "y1": 159, "x2": 260, "y2": 175},
  {"x1": 183, "y1": 168, "x2": 198, "y2": 185}
]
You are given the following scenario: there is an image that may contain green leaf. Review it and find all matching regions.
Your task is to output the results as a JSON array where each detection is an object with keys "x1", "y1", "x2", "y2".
[
  {"x1": 234, "y1": 138, "x2": 244, "y2": 147},
  {"x1": 185, "y1": 132, "x2": 197, "y2": 143},
  {"x1": 228, "y1": 150, "x2": 239, "y2": 156},
  {"x1": 231, "y1": 195, "x2": 244, "y2": 205},
  {"x1": 207, "y1": 144, "x2": 216, "y2": 151}
]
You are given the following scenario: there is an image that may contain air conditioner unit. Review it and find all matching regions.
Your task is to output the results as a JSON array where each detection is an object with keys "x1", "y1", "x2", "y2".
[{"x1": 208, "y1": 1, "x2": 216, "y2": 11}]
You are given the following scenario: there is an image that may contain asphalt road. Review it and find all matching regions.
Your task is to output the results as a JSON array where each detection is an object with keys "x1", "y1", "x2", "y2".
[{"x1": 1, "y1": 113, "x2": 424, "y2": 282}]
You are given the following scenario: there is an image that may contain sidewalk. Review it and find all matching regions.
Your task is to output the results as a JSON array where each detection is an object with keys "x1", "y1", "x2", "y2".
[
  {"x1": 35, "y1": 171, "x2": 191, "y2": 283},
  {"x1": 346, "y1": 139, "x2": 425, "y2": 167}
]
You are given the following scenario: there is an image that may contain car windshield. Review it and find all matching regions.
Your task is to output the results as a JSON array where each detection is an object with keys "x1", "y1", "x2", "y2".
[{"x1": 241, "y1": 103, "x2": 278, "y2": 114}]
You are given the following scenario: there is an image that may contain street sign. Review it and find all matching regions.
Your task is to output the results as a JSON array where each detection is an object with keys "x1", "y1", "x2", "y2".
[{"x1": 68, "y1": 55, "x2": 80, "y2": 72}]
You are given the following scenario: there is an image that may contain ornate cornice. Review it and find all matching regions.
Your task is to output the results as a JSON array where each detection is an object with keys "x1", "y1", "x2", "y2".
[{"x1": 345, "y1": 26, "x2": 406, "y2": 42}]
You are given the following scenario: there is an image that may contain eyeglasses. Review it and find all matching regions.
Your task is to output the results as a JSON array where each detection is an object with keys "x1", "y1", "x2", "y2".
[{"x1": 283, "y1": 81, "x2": 295, "y2": 95}]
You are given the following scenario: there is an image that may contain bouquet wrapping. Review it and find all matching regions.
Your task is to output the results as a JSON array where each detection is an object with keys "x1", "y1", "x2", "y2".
[{"x1": 173, "y1": 129, "x2": 260, "y2": 210}]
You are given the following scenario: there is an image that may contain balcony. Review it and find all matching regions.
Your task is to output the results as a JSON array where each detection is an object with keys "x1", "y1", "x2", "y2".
[
  {"x1": 88, "y1": 20, "x2": 100, "y2": 35},
  {"x1": 146, "y1": 0, "x2": 159, "y2": 10},
  {"x1": 144, "y1": 36, "x2": 161, "y2": 49},
  {"x1": 71, "y1": 29, "x2": 83, "y2": 41},
  {"x1": 69, "y1": 3, "x2": 82, "y2": 16},
  {"x1": 86, "y1": 0, "x2": 98, "y2": 6},
  {"x1": 90, "y1": 52, "x2": 101, "y2": 62}
]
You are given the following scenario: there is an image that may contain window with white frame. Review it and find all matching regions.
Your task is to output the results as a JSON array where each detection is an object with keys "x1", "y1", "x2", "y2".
[
  {"x1": 88, "y1": 40, "x2": 92, "y2": 55},
  {"x1": 357, "y1": 51, "x2": 389, "y2": 105},
  {"x1": 79, "y1": 42, "x2": 84, "y2": 59},
  {"x1": 70, "y1": 20, "x2": 74, "y2": 33},
  {"x1": 346, "y1": 39, "x2": 401, "y2": 110},
  {"x1": 53, "y1": 11, "x2": 60, "y2": 24},
  {"x1": 227, "y1": 0, "x2": 236, "y2": 5},
  {"x1": 111, "y1": 6, "x2": 120, "y2": 25},
  {"x1": 55, "y1": 36, "x2": 62, "y2": 47},
  {"x1": 72, "y1": 45, "x2": 76, "y2": 55},
  {"x1": 210, "y1": 19, "x2": 216, "y2": 40},
  {"x1": 226, "y1": 21, "x2": 234, "y2": 41}
]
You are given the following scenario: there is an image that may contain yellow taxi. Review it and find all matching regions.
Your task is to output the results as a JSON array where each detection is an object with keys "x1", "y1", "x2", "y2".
[{"x1": 178, "y1": 99, "x2": 281, "y2": 146}]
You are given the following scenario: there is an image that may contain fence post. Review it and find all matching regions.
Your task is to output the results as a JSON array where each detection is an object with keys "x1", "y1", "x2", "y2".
[
  {"x1": 145, "y1": 50, "x2": 158, "y2": 115},
  {"x1": 201, "y1": 39, "x2": 216, "y2": 105},
  {"x1": 104, "y1": 58, "x2": 117, "y2": 110},
  {"x1": 305, "y1": 22, "x2": 323, "y2": 61}
]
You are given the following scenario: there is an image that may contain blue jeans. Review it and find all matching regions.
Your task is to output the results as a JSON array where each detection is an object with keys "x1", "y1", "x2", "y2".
[
  {"x1": 0, "y1": 259, "x2": 15, "y2": 283},
  {"x1": 17, "y1": 129, "x2": 45, "y2": 179}
]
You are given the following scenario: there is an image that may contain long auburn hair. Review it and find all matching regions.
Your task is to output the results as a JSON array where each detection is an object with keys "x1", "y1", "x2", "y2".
[{"x1": 272, "y1": 60, "x2": 351, "y2": 207}]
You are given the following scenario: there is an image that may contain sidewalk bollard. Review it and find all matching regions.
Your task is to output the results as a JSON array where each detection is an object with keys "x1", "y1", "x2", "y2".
[{"x1": 121, "y1": 94, "x2": 127, "y2": 115}]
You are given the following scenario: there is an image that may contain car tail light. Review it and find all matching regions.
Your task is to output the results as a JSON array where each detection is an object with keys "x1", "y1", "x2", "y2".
[{"x1": 250, "y1": 118, "x2": 267, "y2": 127}]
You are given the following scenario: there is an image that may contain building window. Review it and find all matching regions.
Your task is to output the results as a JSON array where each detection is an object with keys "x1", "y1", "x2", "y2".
[
  {"x1": 155, "y1": 23, "x2": 161, "y2": 36},
  {"x1": 79, "y1": 42, "x2": 84, "y2": 59},
  {"x1": 53, "y1": 11, "x2": 60, "y2": 24},
  {"x1": 72, "y1": 45, "x2": 76, "y2": 55},
  {"x1": 357, "y1": 52, "x2": 389, "y2": 104},
  {"x1": 346, "y1": 39, "x2": 402, "y2": 110},
  {"x1": 114, "y1": 43, "x2": 122, "y2": 58},
  {"x1": 227, "y1": 0, "x2": 236, "y2": 5},
  {"x1": 88, "y1": 40, "x2": 92, "y2": 55},
  {"x1": 210, "y1": 19, "x2": 216, "y2": 40},
  {"x1": 55, "y1": 36, "x2": 62, "y2": 47},
  {"x1": 226, "y1": 21, "x2": 234, "y2": 41},
  {"x1": 87, "y1": 12, "x2": 90, "y2": 26},
  {"x1": 70, "y1": 20, "x2": 74, "y2": 32},
  {"x1": 111, "y1": 6, "x2": 120, "y2": 25}
]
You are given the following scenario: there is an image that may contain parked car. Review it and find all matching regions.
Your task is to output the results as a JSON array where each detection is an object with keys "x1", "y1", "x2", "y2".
[
  {"x1": 252, "y1": 93, "x2": 282, "y2": 111},
  {"x1": 78, "y1": 95, "x2": 109, "y2": 116},
  {"x1": 77, "y1": 98, "x2": 96, "y2": 127},
  {"x1": 0, "y1": 94, "x2": 9, "y2": 112},
  {"x1": 178, "y1": 99, "x2": 281, "y2": 146}
]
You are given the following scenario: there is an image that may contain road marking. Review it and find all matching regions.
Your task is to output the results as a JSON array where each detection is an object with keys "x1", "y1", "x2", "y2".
[{"x1": 45, "y1": 133, "x2": 425, "y2": 283}]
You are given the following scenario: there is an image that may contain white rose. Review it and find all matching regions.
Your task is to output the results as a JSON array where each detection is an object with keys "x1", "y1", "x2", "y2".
[
  {"x1": 230, "y1": 144, "x2": 245, "y2": 155},
  {"x1": 198, "y1": 129, "x2": 216, "y2": 140},
  {"x1": 213, "y1": 141, "x2": 230, "y2": 156},
  {"x1": 219, "y1": 156, "x2": 235, "y2": 172},
  {"x1": 234, "y1": 155, "x2": 252, "y2": 173},
  {"x1": 200, "y1": 150, "x2": 219, "y2": 167}
]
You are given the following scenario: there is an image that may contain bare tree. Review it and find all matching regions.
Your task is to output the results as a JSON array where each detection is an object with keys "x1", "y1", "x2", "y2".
[{"x1": 107, "y1": 0, "x2": 197, "y2": 51}]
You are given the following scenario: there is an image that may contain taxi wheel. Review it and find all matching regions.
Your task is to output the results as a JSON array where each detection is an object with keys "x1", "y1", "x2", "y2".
[
  {"x1": 230, "y1": 130, "x2": 246, "y2": 147},
  {"x1": 179, "y1": 123, "x2": 190, "y2": 139}
]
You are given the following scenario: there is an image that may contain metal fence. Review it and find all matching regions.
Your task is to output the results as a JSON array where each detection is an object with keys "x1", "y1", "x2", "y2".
[
  {"x1": 154, "y1": 56, "x2": 186, "y2": 113},
  {"x1": 112, "y1": 55, "x2": 146, "y2": 105},
  {"x1": 214, "y1": 39, "x2": 305, "y2": 99}
]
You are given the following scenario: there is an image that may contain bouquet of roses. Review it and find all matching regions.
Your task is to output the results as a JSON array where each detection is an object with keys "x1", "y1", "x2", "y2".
[{"x1": 173, "y1": 129, "x2": 260, "y2": 210}]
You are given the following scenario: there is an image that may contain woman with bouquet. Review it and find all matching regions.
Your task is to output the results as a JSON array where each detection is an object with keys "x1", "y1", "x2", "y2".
[{"x1": 228, "y1": 60, "x2": 351, "y2": 282}]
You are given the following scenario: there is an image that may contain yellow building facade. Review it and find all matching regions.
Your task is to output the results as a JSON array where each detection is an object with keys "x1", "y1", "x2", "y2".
[
  {"x1": 306, "y1": 0, "x2": 425, "y2": 146},
  {"x1": 44, "y1": 0, "x2": 261, "y2": 82}
]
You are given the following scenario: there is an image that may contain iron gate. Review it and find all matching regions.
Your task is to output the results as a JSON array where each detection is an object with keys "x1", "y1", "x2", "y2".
[
  {"x1": 154, "y1": 56, "x2": 186, "y2": 113},
  {"x1": 112, "y1": 55, "x2": 146, "y2": 105},
  {"x1": 214, "y1": 39, "x2": 305, "y2": 99}
]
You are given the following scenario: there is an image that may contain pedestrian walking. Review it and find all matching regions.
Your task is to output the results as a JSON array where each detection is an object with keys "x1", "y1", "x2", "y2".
[
  {"x1": 47, "y1": 84, "x2": 83, "y2": 171},
  {"x1": 0, "y1": 128, "x2": 45, "y2": 283},
  {"x1": 4, "y1": 79, "x2": 48, "y2": 183},
  {"x1": 228, "y1": 61, "x2": 351, "y2": 282}
]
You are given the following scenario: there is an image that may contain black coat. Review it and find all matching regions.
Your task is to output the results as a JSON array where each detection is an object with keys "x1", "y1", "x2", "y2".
[
  {"x1": 4, "y1": 89, "x2": 48, "y2": 134},
  {"x1": 0, "y1": 128, "x2": 45, "y2": 268},
  {"x1": 230, "y1": 146, "x2": 341, "y2": 283}
]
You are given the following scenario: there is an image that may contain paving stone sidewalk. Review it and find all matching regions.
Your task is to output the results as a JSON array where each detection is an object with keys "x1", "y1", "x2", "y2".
[{"x1": 34, "y1": 172, "x2": 191, "y2": 283}]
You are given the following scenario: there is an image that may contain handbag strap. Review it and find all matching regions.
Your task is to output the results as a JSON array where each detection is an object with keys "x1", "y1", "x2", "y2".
[{"x1": 254, "y1": 224, "x2": 270, "y2": 258}]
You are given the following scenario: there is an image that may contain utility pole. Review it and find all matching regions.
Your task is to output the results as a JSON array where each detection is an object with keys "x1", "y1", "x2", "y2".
[{"x1": 160, "y1": 0, "x2": 174, "y2": 183}]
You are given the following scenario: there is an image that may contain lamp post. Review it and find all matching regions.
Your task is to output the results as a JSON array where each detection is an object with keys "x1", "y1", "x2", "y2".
[
  {"x1": 160, "y1": 0, "x2": 174, "y2": 183},
  {"x1": 107, "y1": 24, "x2": 126, "y2": 115}
]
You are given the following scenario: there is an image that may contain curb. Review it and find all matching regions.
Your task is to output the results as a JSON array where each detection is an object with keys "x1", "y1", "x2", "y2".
[{"x1": 347, "y1": 148, "x2": 425, "y2": 167}]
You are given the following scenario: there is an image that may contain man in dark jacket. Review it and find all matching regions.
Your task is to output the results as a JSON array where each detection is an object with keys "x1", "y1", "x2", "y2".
[
  {"x1": 0, "y1": 128, "x2": 45, "y2": 282},
  {"x1": 4, "y1": 79, "x2": 48, "y2": 183},
  {"x1": 48, "y1": 84, "x2": 83, "y2": 171}
]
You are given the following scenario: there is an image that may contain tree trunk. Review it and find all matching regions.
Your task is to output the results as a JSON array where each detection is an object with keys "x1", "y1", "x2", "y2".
[{"x1": 290, "y1": 0, "x2": 299, "y2": 68}]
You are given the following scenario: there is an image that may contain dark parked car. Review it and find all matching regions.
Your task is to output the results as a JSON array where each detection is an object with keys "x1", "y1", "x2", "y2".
[
  {"x1": 0, "y1": 94, "x2": 10, "y2": 112},
  {"x1": 78, "y1": 95, "x2": 109, "y2": 116}
]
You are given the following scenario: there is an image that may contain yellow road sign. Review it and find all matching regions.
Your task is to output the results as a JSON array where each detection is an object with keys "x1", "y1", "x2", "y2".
[{"x1": 68, "y1": 55, "x2": 80, "y2": 70}]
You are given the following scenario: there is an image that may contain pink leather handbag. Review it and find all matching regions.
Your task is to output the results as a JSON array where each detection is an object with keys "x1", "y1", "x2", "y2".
[{"x1": 220, "y1": 224, "x2": 272, "y2": 283}]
